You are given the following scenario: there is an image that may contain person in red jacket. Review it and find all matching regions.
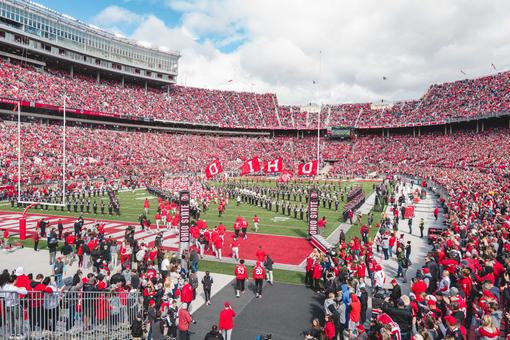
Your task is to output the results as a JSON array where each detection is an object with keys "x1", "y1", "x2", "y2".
[
  {"x1": 143, "y1": 198, "x2": 150, "y2": 215},
  {"x1": 178, "y1": 303, "x2": 195, "y2": 339},
  {"x1": 234, "y1": 260, "x2": 248, "y2": 297},
  {"x1": 252, "y1": 262, "x2": 266, "y2": 298},
  {"x1": 219, "y1": 301, "x2": 236, "y2": 340},
  {"x1": 434, "y1": 206, "x2": 439, "y2": 220},
  {"x1": 214, "y1": 235, "x2": 223, "y2": 260},
  {"x1": 349, "y1": 293, "x2": 361, "y2": 336},
  {"x1": 312, "y1": 261, "x2": 323, "y2": 292},
  {"x1": 255, "y1": 246, "x2": 265, "y2": 262},
  {"x1": 233, "y1": 221, "x2": 241, "y2": 240},
  {"x1": 323, "y1": 315, "x2": 336, "y2": 340},
  {"x1": 180, "y1": 281, "x2": 194, "y2": 310}
]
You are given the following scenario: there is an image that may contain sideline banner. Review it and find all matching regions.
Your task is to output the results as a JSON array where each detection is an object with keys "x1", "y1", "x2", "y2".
[
  {"x1": 179, "y1": 190, "x2": 191, "y2": 253},
  {"x1": 308, "y1": 188, "x2": 319, "y2": 237}
]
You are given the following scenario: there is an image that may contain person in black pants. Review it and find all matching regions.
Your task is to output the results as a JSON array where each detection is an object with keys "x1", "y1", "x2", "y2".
[{"x1": 201, "y1": 271, "x2": 213, "y2": 305}]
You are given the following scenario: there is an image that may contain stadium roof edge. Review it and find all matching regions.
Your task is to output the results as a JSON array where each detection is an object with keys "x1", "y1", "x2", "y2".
[{"x1": 15, "y1": 0, "x2": 180, "y2": 58}]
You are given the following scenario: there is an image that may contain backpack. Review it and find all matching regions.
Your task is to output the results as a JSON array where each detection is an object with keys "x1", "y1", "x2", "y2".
[{"x1": 190, "y1": 276, "x2": 199, "y2": 289}]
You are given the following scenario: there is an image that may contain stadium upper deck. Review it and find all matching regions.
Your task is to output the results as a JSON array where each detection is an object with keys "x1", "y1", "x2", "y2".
[{"x1": 0, "y1": 0, "x2": 179, "y2": 84}]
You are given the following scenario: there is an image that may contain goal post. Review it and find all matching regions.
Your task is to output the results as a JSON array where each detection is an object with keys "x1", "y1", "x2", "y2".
[{"x1": 16, "y1": 97, "x2": 67, "y2": 208}]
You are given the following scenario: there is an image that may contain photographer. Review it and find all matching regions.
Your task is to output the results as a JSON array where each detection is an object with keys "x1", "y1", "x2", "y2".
[{"x1": 382, "y1": 296, "x2": 413, "y2": 340}]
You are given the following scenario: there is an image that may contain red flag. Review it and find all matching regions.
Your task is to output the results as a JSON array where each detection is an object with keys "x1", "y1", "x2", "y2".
[
  {"x1": 240, "y1": 157, "x2": 260, "y2": 175},
  {"x1": 297, "y1": 160, "x2": 318, "y2": 176},
  {"x1": 205, "y1": 160, "x2": 223, "y2": 179},
  {"x1": 263, "y1": 158, "x2": 283, "y2": 173},
  {"x1": 277, "y1": 169, "x2": 294, "y2": 183}
]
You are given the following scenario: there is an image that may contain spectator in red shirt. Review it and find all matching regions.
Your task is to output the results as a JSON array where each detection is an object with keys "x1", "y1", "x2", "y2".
[
  {"x1": 255, "y1": 246, "x2": 265, "y2": 262},
  {"x1": 323, "y1": 315, "x2": 336, "y2": 340},
  {"x1": 218, "y1": 302, "x2": 236, "y2": 340},
  {"x1": 177, "y1": 303, "x2": 195, "y2": 339}
]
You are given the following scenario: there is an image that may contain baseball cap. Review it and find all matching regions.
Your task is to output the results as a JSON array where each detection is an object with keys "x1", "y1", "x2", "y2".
[{"x1": 224, "y1": 301, "x2": 230, "y2": 307}]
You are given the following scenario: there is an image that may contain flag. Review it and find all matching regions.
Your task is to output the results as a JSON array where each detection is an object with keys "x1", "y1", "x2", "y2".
[
  {"x1": 297, "y1": 160, "x2": 319, "y2": 176},
  {"x1": 460, "y1": 69, "x2": 466, "y2": 75},
  {"x1": 205, "y1": 160, "x2": 223, "y2": 179},
  {"x1": 277, "y1": 169, "x2": 294, "y2": 183},
  {"x1": 382, "y1": 76, "x2": 387, "y2": 80},
  {"x1": 240, "y1": 157, "x2": 260, "y2": 175},
  {"x1": 263, "y1": 158, "x2": 283, "y2": 173},
  {"x1": 491, "y1": 63, "x2": 497, "y2": 70}
]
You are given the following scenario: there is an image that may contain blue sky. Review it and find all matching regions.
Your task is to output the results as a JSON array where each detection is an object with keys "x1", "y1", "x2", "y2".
[
  {"x1": 29, "y1": 1, "x2": 510, "y2": 105},
  {"x1": 34, "y1": 0, "x2": 242, "y2": 53}
]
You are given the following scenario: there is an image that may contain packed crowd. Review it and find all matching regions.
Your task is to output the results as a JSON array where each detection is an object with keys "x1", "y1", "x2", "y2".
[
  {"x1": 1, "y1": 118, "x2": 351, "y2": 191},
  {"x1": 0, "y1": 195, "x2": 278, "y2": 339},
  {"x1": 304, "y1": 173, "x2": 510, "y2": 340},
  {"x1": 0, "y1": 62, "x2": 279, "y2": 128},
  {"x1": 2, "y1": 61, "x2": 510, "y2": 129}
]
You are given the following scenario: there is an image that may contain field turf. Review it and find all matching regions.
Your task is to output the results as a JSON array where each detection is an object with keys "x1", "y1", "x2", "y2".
[{"x1": 0, "y1": 181, "x2": 376, "y2": 239}]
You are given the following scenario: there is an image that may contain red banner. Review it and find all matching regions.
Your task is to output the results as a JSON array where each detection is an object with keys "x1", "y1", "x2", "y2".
[
  {"x1": 297, "y1": 160, "x2": 318, "y2": 176},
  {"x1": 205, "y1": 160, "x2": 223, "y2": 179},
  {"x1": 240, "y1": 157, "x2": 261, "y2": 175},
  {"x1": 263, "y1": 158, "x2": 283, "y2": 173}
]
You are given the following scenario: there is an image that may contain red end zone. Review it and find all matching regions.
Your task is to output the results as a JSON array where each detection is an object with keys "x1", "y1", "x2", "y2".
[{"x1": 0, "y1": 211, "x2": 313, "y2": 266}]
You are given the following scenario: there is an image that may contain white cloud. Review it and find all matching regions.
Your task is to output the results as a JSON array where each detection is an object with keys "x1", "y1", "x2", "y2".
[
  {"x1": 91, "y1": 5, "x2": 142, "y2": 32},
  {"x1": 94, "y1": 1, "x2": 510, "y2": 105}
]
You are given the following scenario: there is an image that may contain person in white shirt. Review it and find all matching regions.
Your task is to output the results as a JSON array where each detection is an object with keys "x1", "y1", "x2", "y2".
[{"x1": 0, "y1": 271, "x2": 28, "y2": 335}]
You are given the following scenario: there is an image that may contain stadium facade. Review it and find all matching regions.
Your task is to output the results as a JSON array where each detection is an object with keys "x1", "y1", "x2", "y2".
[{"x1": 0, "y1": 0, "x2": 179, "y2": 86}]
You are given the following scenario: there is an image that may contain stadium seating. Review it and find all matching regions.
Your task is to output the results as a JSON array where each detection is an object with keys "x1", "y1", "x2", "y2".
[{"x1": 2, "y1": 61, "x2": 509, "y2": 129}]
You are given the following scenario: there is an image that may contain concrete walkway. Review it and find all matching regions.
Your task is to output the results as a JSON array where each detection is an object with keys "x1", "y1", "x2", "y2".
[
  {"x1": 371, "y1": 181, "x2": 444, "y2": 295},
  {"x1": 326, "y1": 191, "x2": 376, "y2": 244}
]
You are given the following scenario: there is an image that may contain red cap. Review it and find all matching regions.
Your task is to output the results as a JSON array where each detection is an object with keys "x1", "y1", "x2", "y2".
[
  {"x1": 149, "y1": 299, "x2": 155, "y2": 306},
  {"x1": 422, "y1": 268, "x2": 430, "y2": 274},
  {"x1": 97, "y1": 281, "x2": 107, "y2": 290},
  {"x1": 444, "y1": 315, "x2": 457, "y2": 325},
  {"x1": 224, "y1": 301, "x2": 230, "y2": 307},
  {"x1": 427, "y1": 300, "x2": 436, "y2": 306},
  {"x1": 483, "y1": 290, "x2": 496, "y2": 299},
  {"x1": 377, "y1": 313, "x2": 393, "y2": 324},
  {"x1": 356, "y1": 324, "x2": 365, "y2": 332},
  {"x1": 391, "y1": 279, "x2": 397, "y2": 284}
]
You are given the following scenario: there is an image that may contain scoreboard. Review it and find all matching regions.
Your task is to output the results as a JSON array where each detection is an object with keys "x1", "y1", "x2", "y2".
[{"x1": 327, "y1": 126, "x2": 352, "y2": 139}]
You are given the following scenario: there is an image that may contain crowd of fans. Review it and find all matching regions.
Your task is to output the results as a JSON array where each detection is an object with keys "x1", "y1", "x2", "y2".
[
  {"x1": 1, "y1": 60, "x2": 510, "y2": 129},
  {"x1": 0, "y1": 62, "x2": 279, "y2": 128},
  {"x1": 1, "y1": 118, "x2": 346, "y2": 192}
]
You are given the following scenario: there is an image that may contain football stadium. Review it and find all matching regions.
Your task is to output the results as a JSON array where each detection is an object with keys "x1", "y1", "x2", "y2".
[{"x1": 0, "y1": 0, "x2": 509, "y2": 339}]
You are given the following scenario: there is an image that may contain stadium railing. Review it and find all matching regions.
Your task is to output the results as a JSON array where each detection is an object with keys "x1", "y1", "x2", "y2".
[{"x1": 0, "y1": 289, "x2": 140, "y2": 339}]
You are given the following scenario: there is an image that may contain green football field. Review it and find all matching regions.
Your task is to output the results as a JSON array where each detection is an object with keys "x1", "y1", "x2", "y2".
[{"x1": 0, "y1": 180, "x2": 380, "y2": 240}]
